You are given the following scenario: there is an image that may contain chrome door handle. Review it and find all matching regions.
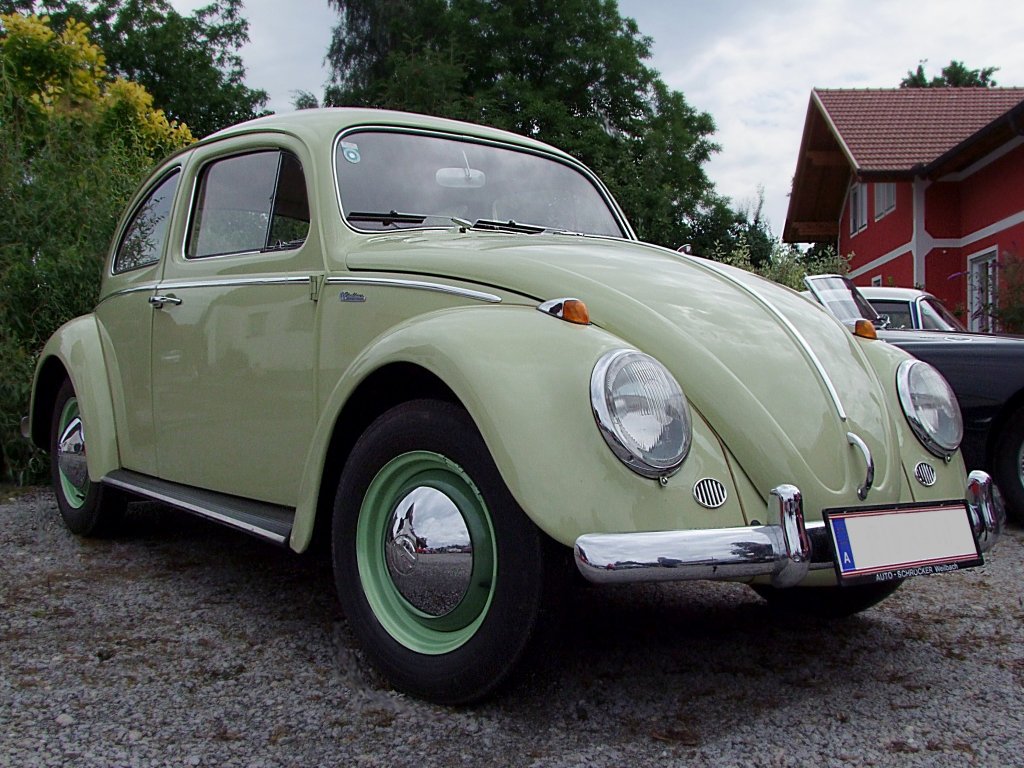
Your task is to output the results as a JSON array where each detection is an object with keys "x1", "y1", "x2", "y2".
[{"x1": 149, "y1": 294, "x2": 182, "y2": 308}]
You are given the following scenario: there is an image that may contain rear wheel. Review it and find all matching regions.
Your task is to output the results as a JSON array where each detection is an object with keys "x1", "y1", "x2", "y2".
[
  {"x1": 993, "y1": 408, "x2": 1024, "y2": 523},
  {"x1": 332, "y1": 400, "x2": 550, "y2": 704},
  {"x1": 751, "y1": 581, "x2": 901, "y2": 619},
  {"x1": 49, "y1": 379, "x2": 125, "y2": 536}
]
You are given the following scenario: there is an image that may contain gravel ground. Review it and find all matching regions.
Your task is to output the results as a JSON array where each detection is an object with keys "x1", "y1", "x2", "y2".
[{"x1": 2, "y1": 488, "x2": 1023, "y2": 767}]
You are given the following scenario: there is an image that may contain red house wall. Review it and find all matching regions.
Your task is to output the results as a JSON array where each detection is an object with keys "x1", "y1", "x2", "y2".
[
  {"x1": 960, "y1": 144, "x2": 1024, "y2": 233},
  {"x1": 842, "y1": 182, "x2": 914, "y2": 272},
  {"x1": 925, "y1": 183, "x2": 960, "y2": 238},
  {"x1": 851, "y1": 251, "x2": 914, "y2": 288}
]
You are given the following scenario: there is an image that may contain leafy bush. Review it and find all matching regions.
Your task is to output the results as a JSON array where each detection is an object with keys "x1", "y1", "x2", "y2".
[{"x1": 0, "y1": 12, "x2": 192, "y2": 483}]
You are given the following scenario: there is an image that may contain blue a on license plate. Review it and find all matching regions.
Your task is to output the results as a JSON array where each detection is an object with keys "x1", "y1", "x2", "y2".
[{"x1": 823, "y1": 501, "x2": 982, "y2": 586}]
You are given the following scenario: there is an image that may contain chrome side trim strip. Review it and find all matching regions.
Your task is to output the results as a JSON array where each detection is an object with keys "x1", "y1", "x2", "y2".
[
  {"x1": 573, "y1": 483, "x2": 812, "y2": 586},
  {"x1": 681, "y1": 257, "x2": 848, "y2": 422},
  {"x1": 157, "y1": 276, "x2": 311, "y2": 291},
  {"x1": 326, "y1": 277, "x2": 502, "y2": 303},
  {"x1": 98, "y1": 276, "x2": 311, "y2": 306}
]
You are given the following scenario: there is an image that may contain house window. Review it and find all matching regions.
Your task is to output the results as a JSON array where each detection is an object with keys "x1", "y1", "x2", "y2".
[
  {"x1": 968, "y1": 250, "x2": 999, "y2": 333},
  {"x1": 874, "y1": 183, "x2": 896, "y2": 220},
  {"x1": 870, "y1": 275, "x2": 882, "y2": 287},
  {"x1": 849, "y1": 183, "x2": 868, "y2": 235}
]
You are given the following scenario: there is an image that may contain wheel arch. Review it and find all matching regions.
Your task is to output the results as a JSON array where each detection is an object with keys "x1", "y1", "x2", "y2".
[
  {"x1": 289, "y1": 305, "x2": 631, "y2": 554},
  {"x1": 30, "y1": 316, "x2": 121, "y2": 481},
  {"x1": 986, "y1": 385, "x2": 1024, "y2": 465}
]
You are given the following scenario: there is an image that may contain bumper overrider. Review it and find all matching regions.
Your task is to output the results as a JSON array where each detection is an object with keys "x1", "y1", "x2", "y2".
[{"x1": 574, "y1": 470, "x2": 1004, "y2": 586}]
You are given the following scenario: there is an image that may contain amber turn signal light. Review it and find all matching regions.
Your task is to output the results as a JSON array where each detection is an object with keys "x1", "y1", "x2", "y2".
[
  {"x1": 537, "y1": 297, "x2": 591, "y2": 325},
  {"x1": 853, "y1": 318, "x2": 877, "y2": 340}
]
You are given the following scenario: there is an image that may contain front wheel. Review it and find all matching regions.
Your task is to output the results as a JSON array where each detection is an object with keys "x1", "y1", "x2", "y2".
[
  {"x1": 332, "y1": 400, "x2": 551, "y2": 704},
  {"x1": 993, "y1": 407, "x2": 1024, "y2": 523},
  {"x1": 49, "y1": 379, "x2": 125, "y2": 536},
  {"x1": 751, "y1": 580, "x2": 901, "y2": 619}
]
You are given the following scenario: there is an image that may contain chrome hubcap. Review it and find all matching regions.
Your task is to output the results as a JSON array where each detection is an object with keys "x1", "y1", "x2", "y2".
[
  {"x1": 1018, "y1": 441, "x2": 1024, "y2": 486},
  {"x1": 57, "y1": 416, "x2": 89, "y2": 492},
  {"x1": 385, "y1": 486, "x2": 473, "y2": 617}
]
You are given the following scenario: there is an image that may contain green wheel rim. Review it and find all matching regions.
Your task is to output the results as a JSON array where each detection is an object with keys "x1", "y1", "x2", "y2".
[
  {"x1": 356, "y1": 451, "x2": 497, "y2": 655},
  {"x1": 57, "y1": 396, "x2": 89, "y2": 509}
]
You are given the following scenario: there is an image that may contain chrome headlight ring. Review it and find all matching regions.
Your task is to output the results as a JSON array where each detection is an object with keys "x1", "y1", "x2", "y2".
[
  {"x1": 896, "y1": 359, "x2": 963, "y2": 460},
  {"x1": 590, "y1": 349, "x2": 692, "y2": 479}
]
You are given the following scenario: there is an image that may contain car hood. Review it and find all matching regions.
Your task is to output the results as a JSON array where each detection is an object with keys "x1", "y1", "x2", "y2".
[{"x1": 346, "y1": 232, "x2": 903, "y2": 512}]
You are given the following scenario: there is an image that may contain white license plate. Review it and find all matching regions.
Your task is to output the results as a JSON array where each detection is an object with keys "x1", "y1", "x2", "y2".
[{"x1": 823, "y1": 502, "x2": 982, "y2": 586}]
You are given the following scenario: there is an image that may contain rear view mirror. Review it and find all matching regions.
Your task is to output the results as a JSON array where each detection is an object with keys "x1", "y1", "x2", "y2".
[{"x1": 435, "y1": 167, "x2": 486, "y2": 189}]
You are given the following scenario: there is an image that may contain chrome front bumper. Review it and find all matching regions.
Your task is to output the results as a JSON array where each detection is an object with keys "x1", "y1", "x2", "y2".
[{"x1": 573, "y1": 471, "x2": 1003, "y2": 587}]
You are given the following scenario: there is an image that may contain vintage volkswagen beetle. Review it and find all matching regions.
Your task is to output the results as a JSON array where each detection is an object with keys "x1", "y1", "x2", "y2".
[{"x1": 25, "y1": 109, "x2": 1002, "y2": 703}]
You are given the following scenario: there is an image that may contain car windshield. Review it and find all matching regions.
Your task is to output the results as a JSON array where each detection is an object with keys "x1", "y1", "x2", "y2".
[
  {"x1": 335, "y1": 130, "x2": 625, "y2": 237},
  {"x1": 919, "y1": 296, "x2": 967, "y2": 332},
  {"x1": 804, "y1": 275, "x2": 880, "y2": 325}
]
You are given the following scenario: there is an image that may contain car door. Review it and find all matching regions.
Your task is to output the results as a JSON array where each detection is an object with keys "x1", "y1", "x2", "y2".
[
  {"x1": 150, "y1": 141, "x2": 322, "y2": 506},
  {"x1": 95, "y1": 166, "x2": 184, "y2": 476}
]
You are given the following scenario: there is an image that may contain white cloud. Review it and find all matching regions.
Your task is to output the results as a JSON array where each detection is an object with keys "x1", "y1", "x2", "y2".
[{"x1": 165, "y1": 0, "x2": 1024, "y2": 236}]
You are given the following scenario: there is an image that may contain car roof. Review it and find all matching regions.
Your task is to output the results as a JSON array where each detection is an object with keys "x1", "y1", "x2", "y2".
[
  {"x1": 859, "y1": 286, "x2": 932, "y2": 301},
  {"x1": 201, "y1": 107, "x2": 575, "y2": 161}
]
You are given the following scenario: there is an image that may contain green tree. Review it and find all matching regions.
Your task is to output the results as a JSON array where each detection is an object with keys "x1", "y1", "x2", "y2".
[
  {"x1": 0, "y1": 12, "x2": 192, "y2": 482},
  {"x1": 322, "y1": 0, "x2": 724, "y2": 250},
  {"x1": 0, "y1": 0, "x2": 267, "y2": 136},
  {"x1": 900, "y1": 59, "x2": 999, "y2": 88}
]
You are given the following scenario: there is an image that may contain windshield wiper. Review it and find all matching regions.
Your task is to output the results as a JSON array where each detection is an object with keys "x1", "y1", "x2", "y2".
[
  {"x1": 347, "y1": 210, "x2": 427, "y2": 227},
  {"x1": 471, "y1": 218, "x2": 547, "y2": 235}
]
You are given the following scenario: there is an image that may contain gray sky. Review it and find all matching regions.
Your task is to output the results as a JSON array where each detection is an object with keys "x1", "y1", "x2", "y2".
[{"x1": 171, "y1": 0, "x2": 1024, "y2": 236}]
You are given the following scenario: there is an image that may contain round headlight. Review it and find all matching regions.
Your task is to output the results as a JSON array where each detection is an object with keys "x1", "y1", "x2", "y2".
[
  {"x1": 591, "y1": 349, "x2": 692, "y2": 478},
  {"x1": 896, "y1": 359, "x2": 963, "y2": 458}
]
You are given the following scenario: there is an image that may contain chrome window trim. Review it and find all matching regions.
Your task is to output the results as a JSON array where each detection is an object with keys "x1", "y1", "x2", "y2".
[
  {"x1": 326, "y1": 277, "x2": 501, "y2": 304},
  {"x1": 181, "y1": 147, "x2": 310, "y2": 262},
  {"x1": 331, "y1": 125, "x2": 635, "y2": 240}
]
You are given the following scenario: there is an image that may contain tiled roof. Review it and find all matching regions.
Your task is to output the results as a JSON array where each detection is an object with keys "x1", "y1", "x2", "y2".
[{"x1": 815, "y1": 88, "x2": 1024, "y2": 171}]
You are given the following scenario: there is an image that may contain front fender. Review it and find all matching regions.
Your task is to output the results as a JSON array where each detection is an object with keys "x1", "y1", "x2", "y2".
[
  {"x1": 31, "y1": 315, "x2": 120, "y2": 482},
  {"x1": 292, "y1": 305, "x2": 748, "y2": 551}
]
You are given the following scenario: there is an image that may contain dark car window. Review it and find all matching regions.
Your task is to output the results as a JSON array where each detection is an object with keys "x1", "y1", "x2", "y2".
[
  {"x1": 335, "y1": 130, "x2": 624, "y2": 237},
  {"x1": 113, "y1": 169, "x2": 180, "y2": 273},
  {"x1": 870, "y1": 300, "x2": 914, "y2": 329},
  {"x1": 187, "y1": 150, "x2": 310, "y2": 259}
]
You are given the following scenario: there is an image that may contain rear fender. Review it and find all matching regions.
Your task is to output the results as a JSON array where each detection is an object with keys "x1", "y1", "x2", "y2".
[{"x1": 30, "y1": 316, "x2": 120, "y2": 481}]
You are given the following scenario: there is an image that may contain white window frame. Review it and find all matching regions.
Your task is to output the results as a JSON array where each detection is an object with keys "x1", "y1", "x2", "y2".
[
  {"x1": 968, "y1": 249, "x2": 999, "y2": 333},
  {"x1": 849, "y1": 183, "x2": 868, "y2": 235},
  {"x1": 874, "y1": 182, "x2": 896, "y2": 220},
  {"x1": 870, "y1": 275, "x2": 882, "y2": 287}
]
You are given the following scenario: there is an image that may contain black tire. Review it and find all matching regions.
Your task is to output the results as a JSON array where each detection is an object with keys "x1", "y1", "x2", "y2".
[
  {"x1": 993, "y1": 408, "x2": 1024, "y2": 524},
  {"x1": 751, "y1": 580, "x2": 901, "y2": 619},
  {"x1": 332, "y1": 399, "x2": 551, "y2": 704},
  {"x1": 49, "y1": 379, "x2": 125, "y2": 536}
]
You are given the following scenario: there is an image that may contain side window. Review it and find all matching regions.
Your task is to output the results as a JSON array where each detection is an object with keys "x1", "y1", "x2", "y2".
[
  {"x1": 114, "y1": 169, "x2": 180, "y2": 273},
  {"x1": 187, "y1": 150, "x2": 310, "y2": 259}
]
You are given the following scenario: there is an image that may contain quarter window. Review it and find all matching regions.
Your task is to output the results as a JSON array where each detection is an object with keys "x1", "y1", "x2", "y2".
[
  {"x1": 187, "y1": 150, "x2": 309, "y2": 259},
  {"x1": 113, "y1": 169, "x2": 180, "y2": 273}
]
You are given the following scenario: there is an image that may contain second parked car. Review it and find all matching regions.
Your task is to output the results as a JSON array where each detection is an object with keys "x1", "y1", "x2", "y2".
[
  {"x1": 859, "y1": 286, "x2": 967, "y2": 332},
  {"x1": 807, "y1": 275, "x2": 1024, "y2": 522}
]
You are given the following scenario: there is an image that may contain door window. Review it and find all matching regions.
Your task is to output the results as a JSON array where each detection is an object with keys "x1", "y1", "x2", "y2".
[{"x1": 187, "y1": 151, "x2": 309, "y2": 259}]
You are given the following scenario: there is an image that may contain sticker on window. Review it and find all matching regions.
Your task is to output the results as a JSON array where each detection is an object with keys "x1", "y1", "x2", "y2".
[{"x1": 341, "y1": 142, "x2": 361, "y2": 164}]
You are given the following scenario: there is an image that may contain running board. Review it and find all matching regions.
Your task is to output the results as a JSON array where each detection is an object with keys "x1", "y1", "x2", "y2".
[{"x1": 102, "y1": 469, "x2": 294, "y2": 546}]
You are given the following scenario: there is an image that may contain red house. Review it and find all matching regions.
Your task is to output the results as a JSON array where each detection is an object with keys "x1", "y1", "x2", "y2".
[{"x1": 784, "y1": 88, "x2": 1024, "y2": 331}]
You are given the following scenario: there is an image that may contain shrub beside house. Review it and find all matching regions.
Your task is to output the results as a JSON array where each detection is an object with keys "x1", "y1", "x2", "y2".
[{"x1": 784, "y1": 87, "x2": 1024, "y2": 331}]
